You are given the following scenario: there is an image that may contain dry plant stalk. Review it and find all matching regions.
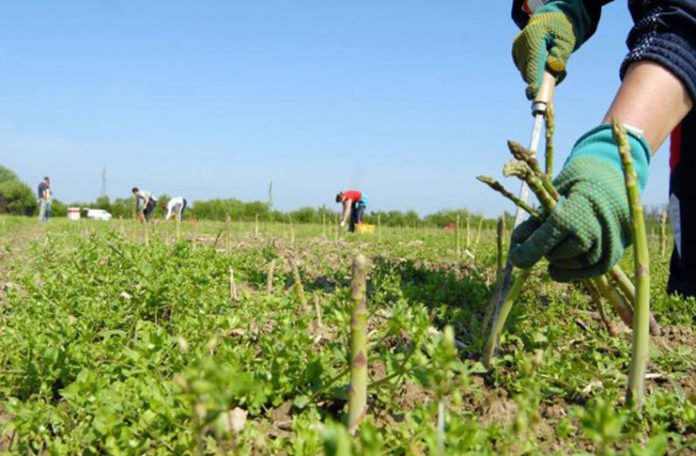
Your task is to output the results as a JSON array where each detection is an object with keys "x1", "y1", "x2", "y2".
[
  {"x1": 288, "y1": 215, "x2": 296, "y2": 245},
  {"x1": 466, "y1": 213, "x2": 471, "y2": 249},
  {"x1": 455, "y1": 214, "x2": 461, "y2": 257},
  {"x1": 585, "y1": 280, "x2": 617, "y2": 336},
  {"x1": 313, "y1": 291, "x2": 323, "y2": 330},
  {"x1": 290, "y1": 257, "x2": 307, "y2": 311},
  {"x1": 659, "y1": 209, "x2": 667, "y2": 258},
  {"x1": 229, "y1": 267, "x2": 238, "y2": 302},
  {"x1": 266, "y1": 259, "x2": 276, "y2": 295},
  {"x1": 225, "y1": 214, "x2": 231, "y2": 252},
  {"x1": 143, "y1": 221, "x2": 149, "y2": 246},
  {"x1": 192, "y1": 222, "x2": 198, "y2": 249},
  {"x1": 377, "y1": 214, "x2": 382, "y2": 243},
  {"x1": 475, "y1": 217, "x2": 484, "y2": 247},
  {"x1": 348, "y1": 254, "x2": 370, "y2": 435}
]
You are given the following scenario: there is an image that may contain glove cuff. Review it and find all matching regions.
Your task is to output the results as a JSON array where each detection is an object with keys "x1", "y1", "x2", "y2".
[
  {"x1": 566, "y1": 124, "x2": 652, "y2": 193},
  {"x1": 538, "y1": 0, "x2": 591, "y2": 49}
]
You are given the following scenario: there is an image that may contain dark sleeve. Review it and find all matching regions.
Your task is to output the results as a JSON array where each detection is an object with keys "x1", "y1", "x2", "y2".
[
  {"x1": 511, "y1": 0, "x2": 613, "y2": 41},
  {"x1": 621, "y1": 0, "x2": 696, "y2": 103}
]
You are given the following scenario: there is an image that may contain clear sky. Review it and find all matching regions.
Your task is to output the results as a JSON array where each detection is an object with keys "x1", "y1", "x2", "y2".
[{"x1": 0, "y1": 1, "x2": 671, "y2": 217}]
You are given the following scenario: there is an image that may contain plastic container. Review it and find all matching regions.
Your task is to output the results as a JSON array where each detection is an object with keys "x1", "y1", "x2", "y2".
[
  {"x1": 355, "y1": 223, "x2": 375, "y2": 234},
  {"x1": 67, "y1": 207, "x2": 81, "y2": 221}
]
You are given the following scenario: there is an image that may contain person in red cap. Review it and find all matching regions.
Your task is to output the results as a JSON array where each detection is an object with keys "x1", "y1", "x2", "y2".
[{"x1": 336, "y1": 190, "x2": 367, "y2": 233}]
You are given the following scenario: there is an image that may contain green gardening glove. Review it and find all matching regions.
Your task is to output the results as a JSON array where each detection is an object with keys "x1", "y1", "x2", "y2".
[
  {"x1": 512, "y1": 0, "x2": 591, "y2": 99},
  {"x1": 510, "y1": 124, "x2": 652, "y2": 281}
]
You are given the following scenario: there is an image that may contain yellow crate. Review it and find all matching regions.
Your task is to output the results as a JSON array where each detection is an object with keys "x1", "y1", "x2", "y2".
[{"x1": 355, "y1": 223, "x2": 375, "y2": 234}]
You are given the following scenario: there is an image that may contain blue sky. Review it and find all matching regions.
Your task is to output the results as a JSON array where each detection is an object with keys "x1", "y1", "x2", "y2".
[{"x1": 0, "y1": 1, "x2": 671, "y2": 217}]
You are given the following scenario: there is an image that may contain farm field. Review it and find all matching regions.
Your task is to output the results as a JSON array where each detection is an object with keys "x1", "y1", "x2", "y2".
[{"x1": 0, "y1": 215, "x2": 693, "y2": 455}]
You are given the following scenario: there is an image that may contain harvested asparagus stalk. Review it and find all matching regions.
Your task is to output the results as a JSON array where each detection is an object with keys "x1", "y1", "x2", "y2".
[
  {"x1": 544, "y1": 103, "x2": 555, "y2": 178},
  {"x1": 476, "y1": 176, "x2": 542, "y2": 220},
  {"x1": 503, "y1": 142, "x2": 660, "y2": 335},
  {"x1": 613, "y1": 119, "x2": 650, "y2": 408},
  {"x1": 480, "y1": 133, "x2": 661, "y2": 364},
  {"x1": 348, "y1": 254, "x2": 370, "y2": 434}
]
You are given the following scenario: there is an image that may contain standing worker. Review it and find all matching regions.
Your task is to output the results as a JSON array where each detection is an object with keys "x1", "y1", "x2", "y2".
[
  {"x1": 132, "y1": 187, "x2": 157, "y2": 222},
  {"x1": 164, "y1": 196, "x2": 188, "y2": 221},
  {"x1": 37, "y1": 176, "x2": 51, "y2": 222},
  {"x1": 508, "y1": 1, "x2": 695, "y2": 297},
  {"x1": 336, "y1": 190, "x2": 367, "y2": 233}
]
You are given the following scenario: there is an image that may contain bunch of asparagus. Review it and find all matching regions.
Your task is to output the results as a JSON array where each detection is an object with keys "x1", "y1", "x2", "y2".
[{"x1": 478, "y1": 117, "x2": 656, "y2": 407}]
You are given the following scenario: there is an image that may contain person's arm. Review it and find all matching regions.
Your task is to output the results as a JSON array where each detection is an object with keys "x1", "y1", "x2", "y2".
[
  {"x1": 340, "y1": 200, "x2": 353, "y2": 226},
  {"x1": 165, "y1": 204, "x2": 173, "y2": 220},
  {"x1": 602, "y1": 61, "x2": 693, "y2": 152},
  {"x1": 510, "y1": 61, "x2": 693, "y2": 281}
]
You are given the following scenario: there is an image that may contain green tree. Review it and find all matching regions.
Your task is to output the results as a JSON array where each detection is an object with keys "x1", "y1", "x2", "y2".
[
  {"x1": 95, "y1": 196, "x2": 112, "y2": 212},
  {"x1": 0, "y1": 180, "x2": 38, "y2": 215},
  {"x1": 0, "y1": 165, "x2": 19, "y2": 184}
]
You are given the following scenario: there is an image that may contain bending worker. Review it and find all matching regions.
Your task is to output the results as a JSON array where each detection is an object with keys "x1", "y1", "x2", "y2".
[
  {"x1": 164, "y1": 196, "x2": 188, "y2": 221},
  {"x1": 132, "y1": 187, "x2": 157, "y2": 222},
  {"x1": 508, "y1": 0, "x2": 694, "y2": 297},
  {"x1": 336, "y1": 190, "x2": 367, "y2": 233}
]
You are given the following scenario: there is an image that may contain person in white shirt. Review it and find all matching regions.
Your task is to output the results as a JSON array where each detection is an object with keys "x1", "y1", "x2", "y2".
[
  {"x1": 164, "y1": 196, "x2": 188, "y2": 221},
  {"x1": 132, "y1": 187, "x2": 157, "y2": 222}
]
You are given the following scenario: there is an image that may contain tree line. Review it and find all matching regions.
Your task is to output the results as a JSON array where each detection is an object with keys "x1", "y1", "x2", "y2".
[{"x1": 0, "y1": 164, "x2": 671, "y2": 229}]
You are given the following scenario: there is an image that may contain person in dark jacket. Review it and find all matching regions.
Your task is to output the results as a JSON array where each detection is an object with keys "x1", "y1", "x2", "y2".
[
  {"x1": 37, "y1": 176, "x2": 51, "y2": 222},
  {"x1": 509, "y1": 0, "x2": 695, "y2": 297}
]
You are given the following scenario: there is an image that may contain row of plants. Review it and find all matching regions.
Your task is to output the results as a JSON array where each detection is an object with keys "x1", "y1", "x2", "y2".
[{"x1": 0, "y1": 218, "x2": 692, "y2": 453}]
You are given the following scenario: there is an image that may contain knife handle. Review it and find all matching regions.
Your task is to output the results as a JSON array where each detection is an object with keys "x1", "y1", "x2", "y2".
[{"x1": 532, "y1": 72, "x2": 556, "y2": 115}]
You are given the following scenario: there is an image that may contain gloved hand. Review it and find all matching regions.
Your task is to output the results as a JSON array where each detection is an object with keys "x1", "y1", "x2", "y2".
[
  {"x1": 512, "y1": 0, "x2": 591, "y2": 99},
  {"x1": 510, "y1": 124, "x2": 651, "y2": 281},
  {"x1": 340, "y1": 220, "x2": 346, "y2": 229}
]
